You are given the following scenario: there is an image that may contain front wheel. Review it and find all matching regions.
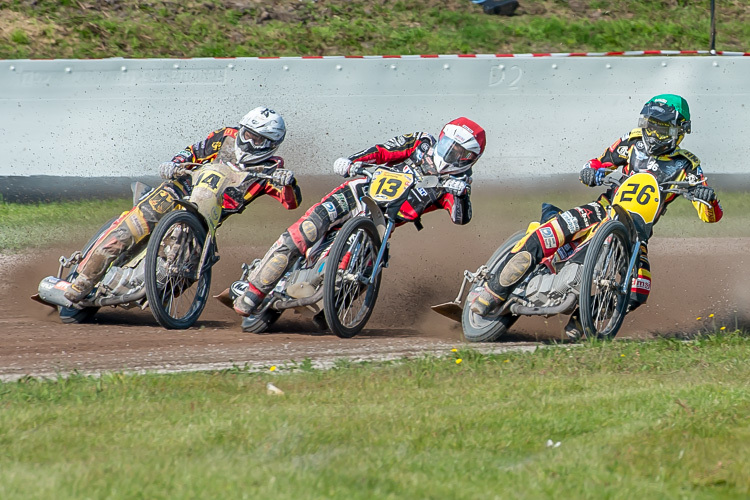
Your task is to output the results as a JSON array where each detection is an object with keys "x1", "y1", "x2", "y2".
[
  {"x1": 579, "y1": 220, "x2": 633, "y2": 340},
  {"x1": 323, "y1": 217, "x2": 382, "y2": 338},
  {"x1": 145, "y1": 210, "x2": 211, "y2": 329},
  {"x1": 462, "y1": 230, "x2": 524, "y2": 342}
]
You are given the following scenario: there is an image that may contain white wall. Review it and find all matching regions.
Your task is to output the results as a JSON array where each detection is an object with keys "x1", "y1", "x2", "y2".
[{"x1": 1, "y1": 56, "x2": 748, "y2": 180}]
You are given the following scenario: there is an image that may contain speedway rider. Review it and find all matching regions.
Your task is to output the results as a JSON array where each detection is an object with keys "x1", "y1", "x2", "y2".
[
  {"x1": 469, "y1": 94, "x2": 723, "y2": 338},
  {"x1": 64, "y1": 107, "x2": 302, "y2": 304},
  {"x1": 232, "y1": 117, "x2": 486, "y2": 320}
]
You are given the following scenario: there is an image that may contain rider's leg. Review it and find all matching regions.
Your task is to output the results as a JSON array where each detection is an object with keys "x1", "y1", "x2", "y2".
[
  {"x1": 64, "y1": 183, "x2": 179, "y2": 302},
  {"x1": 470, "y1": 201, "x2": 607, "y2": 316},
  {"x1": 627, "y1": 243, "x2": 651, "y2": 312},
  {"x1": 233, "y1": 183, "x2": 360, "y2": 316}
]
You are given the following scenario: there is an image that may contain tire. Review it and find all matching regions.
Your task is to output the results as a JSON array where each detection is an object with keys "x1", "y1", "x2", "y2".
[
  {"x1": 323, "y1": 217, "x2": 382, "y2": 338},
  {"x1": 462, "y1": 230, "x2": 525, "y2": 342},
  {"x1": 241, "y1": 297, "x2": 282, "y2": 334},
  {"x1": 58, "y1": 216, "x2": 119, "y2": 324},
  {"x1": 579, "y1": 220, "x2": 633, "y2": 340},
  {"x1": 144, "y1": 210, "x2": 211, "y2": 330}
]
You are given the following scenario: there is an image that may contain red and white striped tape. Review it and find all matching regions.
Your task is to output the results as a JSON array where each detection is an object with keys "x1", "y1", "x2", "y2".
[{"x1": 223, "y1": 50, "x2": 750, "y2": 60}]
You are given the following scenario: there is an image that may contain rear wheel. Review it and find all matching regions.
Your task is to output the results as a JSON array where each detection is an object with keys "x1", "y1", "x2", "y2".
[
  {"x1": 145, "y1": 210, "x2": 211, "y2": 329},
  {"x1": 579, "y1": 220, "x2": 633, "y2": 340},
  {"x1": 323, "y1": 217, "x2": 382, "y2": 338},
  {"x1": 462, "y1": 230, "x2": 525, "y2": 342},
  {"x1": 58, "y1": 216, "x2": 119, "y2": 324}
]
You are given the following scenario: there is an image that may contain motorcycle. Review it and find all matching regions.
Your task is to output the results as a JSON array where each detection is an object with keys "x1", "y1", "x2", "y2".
[
  {"x1": 432, "y1": 168, "x2": 712, "y2": 341},
  {"x1": 218, "y1": 162, "x2": 444, "y2": 338},
  {"x1": 31, "y1": 161, "x2": 274, "y2": 329}
]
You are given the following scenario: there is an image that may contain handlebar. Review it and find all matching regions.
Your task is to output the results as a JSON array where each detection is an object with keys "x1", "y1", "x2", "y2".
[{"x1": 172, "y1": 162, "x2": 274, "y2": 181}]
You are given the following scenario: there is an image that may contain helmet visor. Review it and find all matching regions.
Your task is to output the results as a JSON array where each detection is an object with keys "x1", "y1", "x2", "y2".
[
  {"x1": 638, "y1": 116, "x2": 681, "y2": 141},
  {"x1": 435, "y1": 136, "x2": 478, "y2": 171},
  {"x1": 238, "y1": 126, "x2": 273, "y2": 149}
]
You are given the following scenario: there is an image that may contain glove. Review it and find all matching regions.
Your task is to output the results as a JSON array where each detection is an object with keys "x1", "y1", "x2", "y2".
[
  {"x1": 271, "y1": 168, "x2": 294, "y2": 187},
  {"x1": 443, "y1": 178, "x2": 469, "y2": 197},
  {"x1": 159, "y1": 161, "x2": 178, "y2": 180},
  {"x1": 580, "y1": 167, "x2": 605, "y2": 187},
  {"x1": 692, "y1": 185, "x2": 716, "y2": 203},
  {"x1": 333, "y1": 157, "x2": 353, "y2": 177}
]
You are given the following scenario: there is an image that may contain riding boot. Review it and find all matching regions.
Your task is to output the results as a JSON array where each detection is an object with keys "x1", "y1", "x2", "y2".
[
  {"x1": 564, "y1": 313, "x2": 583, "y2": 341},
  {"x1": 64, "y1": 273, "x2": 97, "y2": 302},
  {"x1": 233, "y1": 283, "x2": 266, "y2": 317},
  {"x1": 470, "y1": 250, "x2": 532, "y2": 317}
]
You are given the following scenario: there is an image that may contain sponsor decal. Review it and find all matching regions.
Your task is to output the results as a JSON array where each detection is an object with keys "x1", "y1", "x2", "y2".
[
  {"x1": 148, "y1": 189, "x2": 175, "y2": 214},
  {"x1": 633, "y1": 277, "x2": 651, "y2": 292},
  {"x1": 332, "y1": 192, "x2": 349, "y2": 209},
  {"x1": 211, "y1": 141, "x2": 222, "y2": 151},
  {"x1": 560, "y1": 211, "x2": 579, "y2": 233},
  {"x1": 417, "y1": 187, "x2": 428, "y2": 197},
  {"x1": 575, "y1": 206, "x2": 593, "y2": 226},
  {"x1": 617, "y1": 145, "x2": 629, "y2": 156},
  {"x1": 384, "y1": 135, "x2": 407, "y2": 149},
  {"x1": 556, "y1": 243, "x2": 574, "y2": 260},
  {"x1": 322, "y1": 201, "x2": 338, "y2": 221},
  {"x1": 539, "y1": 226, "x2": 557, "y2": 250}
]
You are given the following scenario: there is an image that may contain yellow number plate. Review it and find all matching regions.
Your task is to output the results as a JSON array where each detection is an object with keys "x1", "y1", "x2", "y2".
[
  {"x1": 612, "y1": 172, "x2": 660, "y2": 224},
  {"x1": 368, "y1": 169, "x2": 413, "y2": 202}
]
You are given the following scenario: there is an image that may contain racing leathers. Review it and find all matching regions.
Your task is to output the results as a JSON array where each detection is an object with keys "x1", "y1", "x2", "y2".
[
  {"x1": 472, "y1": 128, "x2": 723, "y2": 317},
  {"x1": 233, "y1": 132, "x2": 474, "y2": 316},
  {"x1": 64, "y1": 127, "x2": 301, "y2": 302}
]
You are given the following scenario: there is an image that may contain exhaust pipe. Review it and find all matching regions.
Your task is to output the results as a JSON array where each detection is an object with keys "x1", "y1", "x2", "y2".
[{"x1": 509, "y1": 293, "x2": 578, "y2": 317}]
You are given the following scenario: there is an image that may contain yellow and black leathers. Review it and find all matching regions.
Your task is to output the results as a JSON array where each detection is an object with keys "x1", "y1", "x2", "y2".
[{"x1": 484, "y1": 128, "x2": 723, "y2": 311}]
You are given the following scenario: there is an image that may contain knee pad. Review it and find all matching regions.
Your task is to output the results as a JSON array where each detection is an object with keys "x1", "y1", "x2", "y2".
[{"x1": 498, "y1": 251, "x2": 532, "y2": 287}]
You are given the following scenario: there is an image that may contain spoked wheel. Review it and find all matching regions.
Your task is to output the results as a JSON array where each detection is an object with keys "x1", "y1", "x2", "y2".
[
  {"x1": 462, "y1": 230, "x2": 524, "y2": 342},
  {"x1": 579, "y1": 220, "x2": 634, "y2": 340},
  {"x1": 59, "y1": 216, "x2": 119, "y2": 324},
  {"x1": 145, "y1": 210, "x2": 211, "y2": 329},
  {"x1": 323, "y1": 217, "x2": 382, "y2": 338}
]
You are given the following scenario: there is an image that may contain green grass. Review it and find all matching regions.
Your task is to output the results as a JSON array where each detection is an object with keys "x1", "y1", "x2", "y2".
[
  {"x1": 0, "y1": 334, "x2": 748, "y2": 499},
  {"x1": 1, "y1": 0, "x2": 748, "y2": 59},
  {"x1": 0, "y1": 198, "x2": 131, "y2": 252}
]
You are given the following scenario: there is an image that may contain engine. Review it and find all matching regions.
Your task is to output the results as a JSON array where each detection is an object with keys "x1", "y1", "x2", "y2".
[
  {"x1": 100, "y1": 260, "x2": 146, "y2": 297},
  {"x1": 520, "y1": 262, "x2": 582, "y2": 308}
]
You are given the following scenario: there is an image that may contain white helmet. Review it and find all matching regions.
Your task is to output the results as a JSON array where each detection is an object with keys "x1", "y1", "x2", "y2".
[
  {"x1": 235, "y1": 107, "x2": 286, "y2": 164},
  {"x1": 432, "y1": 117, "x2": 486, "y2": 175}
]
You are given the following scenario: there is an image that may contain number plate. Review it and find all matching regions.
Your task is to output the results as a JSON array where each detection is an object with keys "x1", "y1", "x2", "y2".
[
  {"x1": 368, "y1": 169, "x2": 414, "y2": 202},
  {"x1": 612, "y1": 172, "x2": 660, "y2": 224}
]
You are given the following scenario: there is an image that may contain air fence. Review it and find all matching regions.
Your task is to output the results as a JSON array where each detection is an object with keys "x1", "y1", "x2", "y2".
[{"x1": 1, "y1": 54, "x2": 749, "y2": 199}]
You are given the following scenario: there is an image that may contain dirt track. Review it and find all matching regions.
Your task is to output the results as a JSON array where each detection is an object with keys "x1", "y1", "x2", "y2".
[{"x1": 2, "y1": 180, "x2": 747, "y2": 381}]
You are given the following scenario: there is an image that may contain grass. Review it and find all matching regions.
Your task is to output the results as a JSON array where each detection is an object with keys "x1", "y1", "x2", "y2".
[
  {"x1": 0, "y1": 333, "x2": 748, "y2": 499},
  {"x1": 0, "y1": 0, "x2": 748, "y2": 59},
  {"x1": 0, "y1": 198, "x2": 131, "y2": 252}
]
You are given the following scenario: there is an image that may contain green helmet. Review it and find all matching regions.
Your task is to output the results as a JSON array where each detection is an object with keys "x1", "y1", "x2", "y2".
[{"x1": 638, "y1": 94, "x2": 692, "y2": 156}]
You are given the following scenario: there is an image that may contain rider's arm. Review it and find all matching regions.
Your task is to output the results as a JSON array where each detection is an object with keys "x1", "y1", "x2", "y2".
[
  {"x1": 348, "y1": 132, "x2": 434, "y2": 166},
  {"x1": 170, "y1": 127, "x2": 238, "y2": 166},
  {"x1": 256, "y1": 157, "x2": 303, "y2": 210},
  {"x1": 681, "y1": 155, "x2": 724, "y2": 223},
  {"x1": 434, "y1": 175, "x2": 473, "y2": 225},
  {"x1": 585, "y1": 129, "x2": 641, "y2": 176}
]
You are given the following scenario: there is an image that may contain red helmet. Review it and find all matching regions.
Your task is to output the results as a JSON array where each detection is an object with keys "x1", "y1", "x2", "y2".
[{"x1": 432, "y1": 117, "x2": 486, "y2": 175}]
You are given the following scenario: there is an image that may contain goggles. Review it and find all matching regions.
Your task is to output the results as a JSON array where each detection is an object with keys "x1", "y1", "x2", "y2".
[
  {"x1": 638, "y1": 116, "x2": 688, "y2": 140},
  {"x1": 238, "y1": 126, "x2": 272, "y2": 149}
]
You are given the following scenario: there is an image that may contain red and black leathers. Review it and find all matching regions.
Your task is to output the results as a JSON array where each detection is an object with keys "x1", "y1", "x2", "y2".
[
  {"x1": 484, "y1": 128, "x2": 723, "y2": 311},
  {"x1": 72, "y1": 127, "x2": 301, "y2": 294},
  {"x1": 241, "y1": 132, "x2": 474, "y2": 303}
]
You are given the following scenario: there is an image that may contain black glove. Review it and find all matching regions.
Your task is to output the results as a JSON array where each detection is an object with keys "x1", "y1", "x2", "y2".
[
  {"x1": 692, "y1": 186, "x2": 716, "y2": 203},
  {"x1": 579, "y1": 167, "x2": 604, "y2": 187}
]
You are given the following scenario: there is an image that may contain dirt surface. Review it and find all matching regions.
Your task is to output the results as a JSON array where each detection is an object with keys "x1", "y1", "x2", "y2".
[{"x1": 2, "y1": 181, "x2": 748, "y2": 382}]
